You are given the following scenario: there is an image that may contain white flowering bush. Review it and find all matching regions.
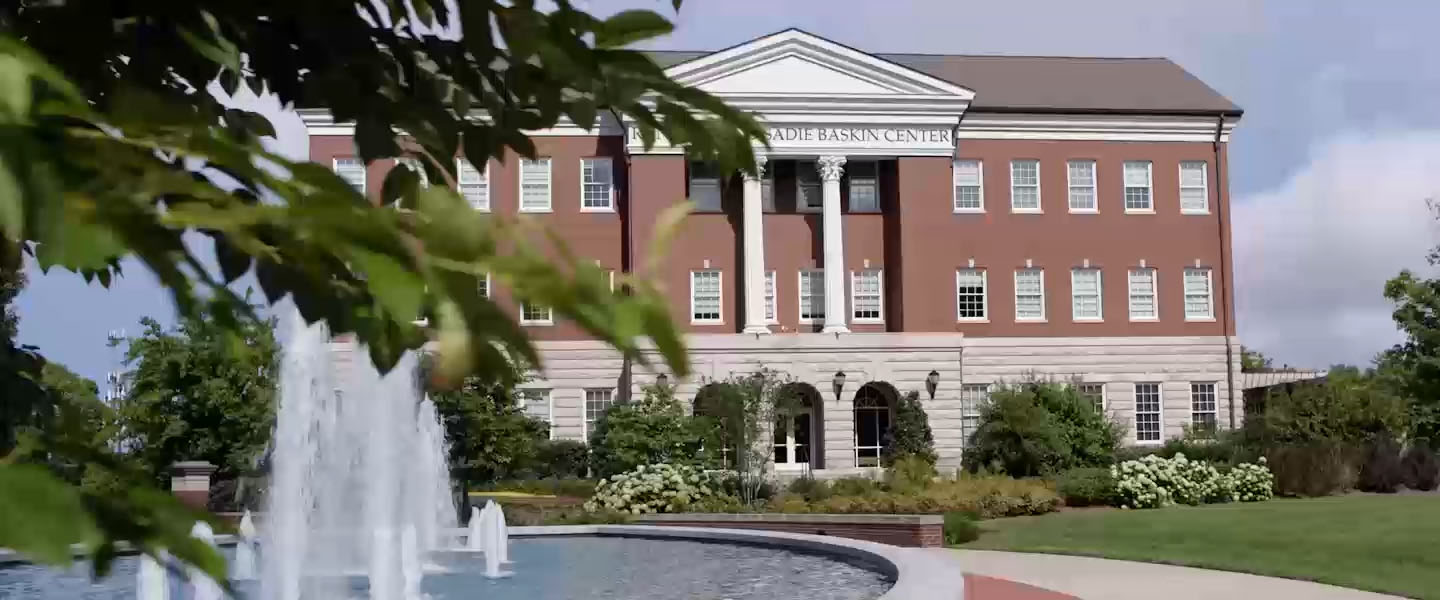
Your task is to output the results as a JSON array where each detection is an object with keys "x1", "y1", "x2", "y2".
[
  {"x1": 1231, "y1": 457, "x2": 1275, "y2": 502},
  {"x1": 1112, "y1": 453, "x2": 1274, "y2": 509},
  {"x1": 584, "y1": 463, "x2": 720, "y2": 514}
]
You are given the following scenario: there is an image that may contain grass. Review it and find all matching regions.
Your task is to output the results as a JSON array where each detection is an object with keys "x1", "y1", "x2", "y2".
[{"x1": 965, "y1": 494, "x2": 1440, "y2": 599}]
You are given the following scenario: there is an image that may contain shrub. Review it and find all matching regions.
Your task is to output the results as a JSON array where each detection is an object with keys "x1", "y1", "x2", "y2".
[
  {"x1": 785, "y1": 476, "x2": 831, "y2": 502},
  {"x1": 1054, "y1": 467, "x2": 1116, "y2": 507},
  {"x1": 1402, "y1": 443, "x2": 1440, "y2": 491},
  {"x1": 479, "y1": 478, "x2": 598, "y2": 498},
  {"x1": 963, "y1": 380, "x2": 1123, "y2": 477},
  {"x1": 1155, "y1": 429, "x2": 1258, "y2": 465},
  {"x1": 543, "y1": 509, "x2": 631, "y2": 525},
  {"x1": 883, "y1": 391, "x2": 937, "y2": 466},
  {"x1": 943, "y1": 512, "x2": 980, "y2": 545},
  {"x1": 1112, "y1": 454, "x2": 1272, "y2": 508},
  {"x1": 830, "y1": 476, "x2": 881, "y2": 497},
  {"x1": 1265, "y1": 443, "x2": 1360, "y2": 497},
  {"x1": 588, "y1": 386, "x2": 709, "y2": 477},
  {"x1": 531, "y1": 439, "x2": 589, "y2": 479},
  {"x1": 767, "y1": 475, "x2": 1059, "y2": 519},
  {"x1": 886, "y1": 455, "x2": 938, "y2": 494},
  {"x1": 713, "y1": 472, "x2": 776, "y2": 502},
  {"x1": 1231, "y1": 458, "x2": 1275, "y2": 502},
  {"x1": 1358, "y1": 435, "x2": 1405, "y2": 493},
  {"x1": 584, "y1": 463, "x2": 719, "y2": 514}
]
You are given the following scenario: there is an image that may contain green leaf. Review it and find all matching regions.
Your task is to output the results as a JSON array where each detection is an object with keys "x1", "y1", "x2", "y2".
[
  {"x1": 381, "y1": 161, "x2": 419, "y2": 207},
  {"x1": 594, "y1": 10, "x2": 674, "y2": 49},
  {"x1": 349, "y1": 247, "x2": 424, "y2": 322},
  {"x1": 0, "y1": 152, "x2": 22, "y2": 240},
  {"x1": 0, "y1": 54, "x2": 33, "y2": 120},
  {"x1": 0, "y1": 464, "x2": 97, "y2": 566}
]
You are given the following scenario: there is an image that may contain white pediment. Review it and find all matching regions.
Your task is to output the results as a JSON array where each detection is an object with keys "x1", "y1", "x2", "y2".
[{"x1": 666, "y1": 29, "x2": 974, "y2": 100}]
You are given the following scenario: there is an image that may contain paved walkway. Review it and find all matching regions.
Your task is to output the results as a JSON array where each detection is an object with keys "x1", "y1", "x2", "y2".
[{"x1": 942, "y1": 549, "x2": 1407, "y2": 600}]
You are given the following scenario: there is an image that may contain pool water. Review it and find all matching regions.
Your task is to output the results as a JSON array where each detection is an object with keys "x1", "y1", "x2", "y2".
[{"x1": 0, "y1": 536, "x2": 893, "y2": 600}]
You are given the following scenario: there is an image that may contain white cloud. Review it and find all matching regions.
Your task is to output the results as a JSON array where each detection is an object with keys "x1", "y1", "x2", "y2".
[{"x1": 1233, "y1": 131, "x2": 1440, "y2": 368}]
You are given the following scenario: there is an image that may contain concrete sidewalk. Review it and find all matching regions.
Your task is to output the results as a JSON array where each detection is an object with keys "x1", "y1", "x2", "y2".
[{"x1": 942, "y1": 549, "x2": 1407, "y2": 600}]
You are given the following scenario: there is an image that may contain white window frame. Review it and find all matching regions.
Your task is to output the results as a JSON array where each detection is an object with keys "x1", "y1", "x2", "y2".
[
  {"x1": 583, "y1": 388, "x2": 616, "y2": 439},
  {"x1": 953, "y1": 159, "x2": 984, "y2": 213},
  {"x1": 1067, "y1": 159, "x2": 1097, "y2": 213},
  {"x1": 519, "y1": 389, "x2": 555, "y2": 439},
  {"x1": 519, "y1": 302, "x2": 553, "y2": 326},
  {"x1": 1179, "y1": 161, "x2": 1210, "y2": 214},
  {"x1": 1123, "y1": 160, "x2": 1154, "y2": 213},
  {"x1": 1190, "y1": 382, "x2": 1218, "y2": 433},
  {"x1": 689, "y1": 269, "x2": 723, "y2": 325},
  {"x1": 457, "y1": 158, "x2": 489, "y2": 211},
  {"x1": 1134, "y1": 382, "x2": 1163, "y2": 444},
  {"x1": 1009, "y1": 159, "x2": 1042, "y2": 213},
  {"x1": 1070, "y1": 268, "x2": 1103, "y2": 322},
  {"x1": 959, "y1": 383, "x2": 991, "y2": 449},
  {"x1": 850, "y1": 269, "x2": 884, "y2": 323},
  {"x1": 956, "y1": 268, "x2": 988, "y2": 322},
  {"x1": 519, "y1": 158, "x2": 553, "y2": 212},
  {"x1": 478, "y1": 272, "x2": 492, "y2": 299},
  {"x1": 761, "y1": 167, "x2": 776, "y2": 212},
  {"x1": 797, "y1": 269, "x2": 825, "y2": 324},
  {"x1": 333, "y1": 157, "x2": 366, "y2": 195},
  {"x1": 1013, "y1": 268, "x2": 1046, "y2": 322},
  {"x1": 689, "y1": 161, "x2": 723, "y2": 213},
  {"x1": 1127, "y1": 268, "x2": 1159, "y2": 321},
  {"x1": 796, "y1": 160, "x2": 822, "y2": 213},
  {"x1": 763, "y1": 270, "x2": 777, "y2": 324},
  {"x1": 1184, "y1": 267, "x2": 1215, "y2": 321},
  {"x1": 580, "y1": 157, "x2": 615, "y2": 212},
  {"x1": 1076, "y1": 382, "x2": 1106, "y2": 413},
  {"x1": 848, "y1": 160, "x2": 879, "y2": 213}
]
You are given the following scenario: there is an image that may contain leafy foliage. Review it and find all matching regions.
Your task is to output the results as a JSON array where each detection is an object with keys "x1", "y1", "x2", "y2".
[
  {"x1": 585, "y1": 463, "x2": 720, "y2": 514},
  {"x1": 883, "y1": 390, "x2": 937, "y2": 466},
  {"x1": 428, "y1": 363, "x2": 547, "y2": 487},
  {"x1": 589, "y1": 384, "x2": 706, "y2": 478},
  {"x1": 112, "y1": 311, "x2": 277, "y2": 480},
  {"x1": 1240, "y1": 346, "x2": 1273, "y2": 370},
  {"x1": 943, "y1": 511, "x2": 981, "y2": 545},
  {"x1": 1054, "y1": 467, "x2": 1117, "y2": 507},
  {"x1": 886, "y1": 455, "x2": 939, "y2": 494},
  {"x1": 1402, "y1": 444, "x2": 1440, "y2": 491},
  {"x1": 529, "y1": 439, "x2": 590, "y2": 480},
  {"x1": 771, "y1": 475, "x2": 1060, "y2": 519},
  {"x1": 689, "y1": 369, "x2": 803, "y2": 504},
  {"x1": 1357, "y1": 434, "x2": 1405, "y2": 493},
  {"x1": 963, "y1": 380, "x2": 1123, "y2": 477}
]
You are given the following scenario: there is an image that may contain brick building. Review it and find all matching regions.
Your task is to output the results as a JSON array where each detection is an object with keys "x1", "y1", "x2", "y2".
[{"x1": 302, "y1": 29, "x2": 1243, "y2": 473}]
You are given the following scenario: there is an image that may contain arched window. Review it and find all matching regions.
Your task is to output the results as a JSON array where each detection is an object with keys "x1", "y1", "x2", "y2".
[
  {"x1": 773, "y1": 384, "x2": 818, "y2": 471},
  {"x1": 853, "y1": 384, "x2": 893, "y2": 467}
]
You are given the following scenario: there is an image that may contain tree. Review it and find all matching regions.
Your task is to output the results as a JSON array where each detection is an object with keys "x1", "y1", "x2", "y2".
[
  {"x1": 1241, "y1": 346, "x2": 1273, "y2": 371},
  {"x1": 589, "y1": 384, "x2": 707, "y2": 477},
  {"x1": 1381, "y1": 269, "x2": 1440, "y2": 444},
  {"x1": 428, "y1": 362, "x2": 547, "y2": 500},
  {"x1": 882, "y1": 391, "x2": 937, "y2": 466},
  {"x1": 113, "y1": 310, "x2": 278, "y2": 481},
  {"x1": 963, "y1": 380, "x2": 1123, "y2": 477},
  {"x1": 0, "y1": 0, "x2": 762, "y2": 578}
]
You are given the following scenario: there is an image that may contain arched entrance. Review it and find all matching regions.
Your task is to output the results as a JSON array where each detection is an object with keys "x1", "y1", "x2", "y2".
[
  {"x1": 692, "y1": 383, "x2": 737, "y2": 469},
  {"x1": 774, "y1": 383, "x2": 824, "y2": 471},
  {"x1": 853, "y1": 382, "x2": 899, "y2": 467}
]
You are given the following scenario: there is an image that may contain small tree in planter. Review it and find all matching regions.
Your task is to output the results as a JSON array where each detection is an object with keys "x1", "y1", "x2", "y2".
[
  {"x1": 883, "y1": 391, "x2": 937, "y2": 466},
  {"x1": 692, "y1": 369, "x2": 803, "y2": 506},
  {"x1": 589, "y1": 384, "x2": 707, "y2": 477}
]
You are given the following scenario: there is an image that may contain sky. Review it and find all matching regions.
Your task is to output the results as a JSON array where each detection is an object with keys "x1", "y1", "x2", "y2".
[{"x1": 16, "y1": 0, "x2": 1440, "y2": 384}]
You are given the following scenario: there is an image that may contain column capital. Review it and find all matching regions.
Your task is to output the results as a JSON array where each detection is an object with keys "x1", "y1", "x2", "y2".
[
  {"x1": 817, "y1": 155, "x2": 847, "y2": 182},
  {"x1": 742, "y1": 155, "x2": 769, "y2": 182}
]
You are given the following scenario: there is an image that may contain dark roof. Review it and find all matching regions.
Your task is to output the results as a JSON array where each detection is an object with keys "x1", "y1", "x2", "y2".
[{"x1": 646, "y1": 50, "x2": 1240, "y2": 115}]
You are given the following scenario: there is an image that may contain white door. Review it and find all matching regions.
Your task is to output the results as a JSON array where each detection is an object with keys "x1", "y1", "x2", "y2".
[{"x1": 773, "y1": 408, "x2": 813, "y2": 470}]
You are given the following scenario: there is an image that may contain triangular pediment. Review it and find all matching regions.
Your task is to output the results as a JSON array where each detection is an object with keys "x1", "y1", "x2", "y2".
[{"x1": 666, "y1": 29, "x2": 974, "y2": 99}]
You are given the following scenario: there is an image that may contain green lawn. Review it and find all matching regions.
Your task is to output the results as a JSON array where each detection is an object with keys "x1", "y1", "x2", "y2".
[{"x1": 965, "y1": 495, "x2": 1440, "y2": 599}]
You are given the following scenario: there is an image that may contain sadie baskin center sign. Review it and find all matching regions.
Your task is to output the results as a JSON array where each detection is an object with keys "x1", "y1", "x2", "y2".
[{"x1": 627, "y1": 124, "x2": 957, "y2": 155}]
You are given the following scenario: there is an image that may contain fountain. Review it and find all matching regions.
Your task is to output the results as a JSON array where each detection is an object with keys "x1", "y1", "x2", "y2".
[
  {"x1": 465, "y1": 506, "x2": 483, "y2": 552},
  {"x1": 188, "y1": 522, "x2": 223, "y2": 600},
  {"x1": 234, "y1": 510, "x2": 258, "y2": 581},
  {"x1": 259, "y1": 314, "x2": 457, "y2": 599},
  {"x1": 136, "y1": 551, "x2": 168, "y2": 600}
]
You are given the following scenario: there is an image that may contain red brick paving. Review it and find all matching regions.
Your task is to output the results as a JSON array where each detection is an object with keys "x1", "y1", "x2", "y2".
[{"x1": 965, "y1": 574, "x2": 1079, "y2": 600}]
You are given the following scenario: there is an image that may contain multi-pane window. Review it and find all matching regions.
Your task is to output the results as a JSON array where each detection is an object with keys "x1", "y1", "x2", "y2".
[
  {"x1": 1067, "y1": 160, "x2": 1097, "y2": 212},
  {"x1": 519, "y1": 389, "x2": 553, "y2": 438},
  {"x1": 1135, "y1": 383, "x2": 1162, "y2": 443},
  {"x1": 478, "y1": 272, "x2": 491, "y2": 299},
  {"x1": 1123, "y1": 161, "x2": 1152, "y2": 211},
  {"x1": 457, "y1": 158, "x2": 489, "y2": 210},
  {"x1": 956, "y1": 268, "x2": 987, "y2": 320},
  {"x1": 953, "y1": 159, "x2": 983, "y2": 211},
  {"x1": 848, "y1": 161, "x2": 879, "y2": 212},
  {"x1": 690, "y1": 270, "x2": 722, "y2": 323},
  {"x1": 959, "y1": 383, "x2": 991, "y2": 448},
  {"x1": 1010, "y1": 159, "x2": 1040, "y2": 211},
  {"x1": 1014, "y1": 268, "x2": 1045, "y2": 321},
  {"x1": 851, "y1": 269, "x2": 883, "y2": 322},
  {"x1": 520, "y1": 302, "x2": 553, "y2": 325},
  {"x1": 584, "y1": 388, "x2": 615, "y2": 435},
  {"x1": 763, "y1": 271, "x2": 777, "y2": 323},
  {"x1": 333, "y1": 158, "x2": 366, "y2": 194},
  {"x1": 1071, "y1": 268, "x2": 1102, "y2": 321},
  {"x1": 1128, "y1": 268, "x2": 1158, "y2": 320},
  {"x1": 1076, "y1": 383, "x2": 1105, "y2": 413},
  {"x1": 797, "y1": 161, "x2": 822, "y2": 212},
  {"x1": 1180, "y1": 161, "x2": 1209, "y2": 213},
  {"x1": 581, "y1": 158, "x2": 614, "y2": 211},
  {"x1": 520, "y1": 158, "x2": 552, "y2": 211},
  {"x1": 1184, "y1": 267, "x2": 1214, "y2": 319},
  {"x1": 1191, "y1": 382, "x2": 1218, "y2": 434},
  {"x1": 689, "y1": 161, "x2": 722, "y2": 212},
  {"x1": 798, "y1": 269, "x2": 825, "y2": 323},
  {"x1": 761, "y1": 168, "x2": 775, "y2": 212}
]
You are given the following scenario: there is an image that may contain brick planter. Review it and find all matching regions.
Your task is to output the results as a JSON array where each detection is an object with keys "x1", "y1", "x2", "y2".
[{"x1": 633, "y1": 513, "x2": 943, "y2": 548}]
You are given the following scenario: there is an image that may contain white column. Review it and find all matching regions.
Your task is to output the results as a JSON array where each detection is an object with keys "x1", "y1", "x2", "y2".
[
  {"x1": 818, "y1": 156, "x2": 848, "y2": 334},
  {"x1": 742, "y1": 156, "x2": 770, "y2": 334}
]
